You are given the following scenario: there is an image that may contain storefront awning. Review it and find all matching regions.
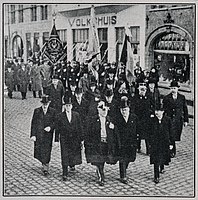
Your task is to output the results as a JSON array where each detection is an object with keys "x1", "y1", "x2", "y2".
[{"x1": 59, "y1": 5, "x2": 133, "y2": 17}]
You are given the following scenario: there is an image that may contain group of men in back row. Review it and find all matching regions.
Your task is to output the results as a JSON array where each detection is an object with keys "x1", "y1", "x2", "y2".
[{"x1": 17, "y1": 57, "x2": 189, "y2": 186}]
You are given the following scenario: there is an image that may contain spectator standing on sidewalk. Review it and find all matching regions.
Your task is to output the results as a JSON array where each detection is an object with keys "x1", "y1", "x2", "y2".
[
  {"x1": 30, "y1": 59, "x2": 44, "y2": 98},
  {"x1": 162, "y1": 80, "x2": 189, "y2": 158},
  {"x1": 5, "y1": 66, "x2": 15, "y2": 99},
  {"x1": 55, "y1": 96, "x2": 83, "y2": 181},
  {"x1": 30, "y1": 95, "x2": 56, "y2": 176},
  {"x1": 17, "y1": 63, "x2": 29, "y2": 100}
]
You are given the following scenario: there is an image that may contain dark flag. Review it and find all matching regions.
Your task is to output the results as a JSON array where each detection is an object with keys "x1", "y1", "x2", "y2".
[
  {"x1": 119, "y1": 27, "x2": 135, "y2": 84},
  {"x1": 42, "y1": 24, "x2": 66, "y2": 64}
]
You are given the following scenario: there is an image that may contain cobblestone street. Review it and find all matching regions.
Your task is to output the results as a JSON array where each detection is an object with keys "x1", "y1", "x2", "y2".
[{"x1": 3, "y1": 91, "x2": 195, "y2": 197}]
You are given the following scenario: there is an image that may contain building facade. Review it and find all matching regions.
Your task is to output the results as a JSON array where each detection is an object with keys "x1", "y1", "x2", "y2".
[
  {"x1": 4, "y1": 4, "x2": 146, "y2": 69},
  {"x1": 145, "y1": 4, "x2": 195, "y2": 89}
]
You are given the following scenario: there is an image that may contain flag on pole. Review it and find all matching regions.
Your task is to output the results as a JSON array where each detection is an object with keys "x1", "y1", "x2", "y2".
[
  {"x1": 119, "y1": 26, "x2": 135, "y2": 84},
  {"x1": 42, "y1": 23, "x2": 66, "y2": 64},
  {"x1": 89, "y1": 5, "x2": 101, "y2": 61}
]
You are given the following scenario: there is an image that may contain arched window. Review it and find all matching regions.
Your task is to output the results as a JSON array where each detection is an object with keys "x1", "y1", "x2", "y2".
[{"x1": 12, "y1": 35, "x2": 23, "y2": 58}]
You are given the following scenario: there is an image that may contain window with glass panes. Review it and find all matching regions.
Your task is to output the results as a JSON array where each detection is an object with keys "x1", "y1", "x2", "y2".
[
  {"x1": 31, "y1": 5, "x2": 37, "y2": 21},
  {"x1": 98, "y1": 28, "x2": 108, "y2": 62},
  {"x1": 42, "y1": 32, "x2": 49, "y2": 45},
  {"x1": 41, "y1": 5, "x2": 48, "y2": 20},
  {"x1": 33, "y1": 32, "x2": 40, "y2": 52},
  {"x1": 10, "y1": 5, "x2": 16, "y2": 24},
  {"x1": 73, "y1": 29, "x2": 89, "y2": 61},
  {"x1": 18, "y1": 5, "x2": 23, "y2": 23},
  {"x1": 57, "y1": 29, "x2": 67, "y2": 46},
  {"x1": 116, "y1": 26, "x2": 140, "y2": 62},
  {"x1": 26, "y1": 33, "x2": 32, "y2": 57}
]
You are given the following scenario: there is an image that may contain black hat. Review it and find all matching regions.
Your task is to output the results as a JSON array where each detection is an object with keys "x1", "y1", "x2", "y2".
[
  {"x1": 70, "y1": 80, "x2": 77, "y2": 86},
  {"x1": 138, "y1": 82, "x2": 147, "y2": 87},
  {"x1": 40, "y1": 95, "x2": 50, "y2": 103},
  {"x1": 94, "y1": 90, "x2": 101, "y2": 98},
  {"x1": 82, "y1": 67, "x2": 89, "y2": 74},
  {"x1": 106, "y1": 79, "x2": 114, "y2": 85},
  {"x1": 170, "y1": 80, "x2": 180, "y2": 88},
  {"x1": 90, "y1": 82, "x2": 97, "y2": 87},
  {"x1": 75, "y1": 87, "x2": 83, "y2": 94},
  {"x1": 104, "y1": 89, "x2": 113, "y2": 97},
  {"x1": 107, "y1": 68, "x2": 116, "y2": 74},
  {"x1": 119, "y1": 98, "x2": 129, "y2": 108},
  {"x1": 64, "y1": 96, "x2": 72, "y2": 105},
  {"x1": 148, "y1": 78, "x2": 156, "y2": 84},
  {"x1": 52, "y1": 74, "x2": 59, "y2": 80}
]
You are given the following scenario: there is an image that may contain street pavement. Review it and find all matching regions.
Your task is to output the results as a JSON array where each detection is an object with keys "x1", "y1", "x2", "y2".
[{"x1": 3, "y1": 90, "x2": 195, "y2": 197}]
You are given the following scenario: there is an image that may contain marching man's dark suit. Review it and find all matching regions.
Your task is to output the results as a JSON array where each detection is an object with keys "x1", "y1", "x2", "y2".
[{"x1": 30, "y1": 97, "x2": 56, "y2": 175}]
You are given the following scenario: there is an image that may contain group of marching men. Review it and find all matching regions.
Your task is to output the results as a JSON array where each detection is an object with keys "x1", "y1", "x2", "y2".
[{"x1": 5, "y1": 57, "x2": 189, "y2": 186}]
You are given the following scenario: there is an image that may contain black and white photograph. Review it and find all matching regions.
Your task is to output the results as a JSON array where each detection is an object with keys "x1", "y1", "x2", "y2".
[{"x1": 2, "y1": 2, "x2": 196, "y2": 198}]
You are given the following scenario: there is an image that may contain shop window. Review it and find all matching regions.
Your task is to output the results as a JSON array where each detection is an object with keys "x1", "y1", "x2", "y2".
[
  {"x1": 33, "y1": 32, "x2": 40, "y2": 53},
  {"x1": 42, "y1": 32, "x2": 49, "y2": 45},
  {"x1": 98, "y1": 28, "x2": 108, "y2": 62},
  {"x1": 41, "y1": 5, "x2": 48, "y2": 20},
  {"x1": 154, "y1": 33, "x2": 189, "y2": 51},
  {"x1": 73, "y1": 29, "x2": 89, "y2": 61},
  {"x1": 10, "y1": 5, "x2": 16, "y2": 24},
  {"x1": 18, "y1": 5, "x2": 23, "y2": 23},
  {"x1": 31, "y1": 5, "x2": 37, "y2": 21},
  {"x1": 26, "y1": 33, "x2": 32, "y2": 58}
]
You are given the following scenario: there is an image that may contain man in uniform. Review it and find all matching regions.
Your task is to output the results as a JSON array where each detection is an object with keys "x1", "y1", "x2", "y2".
[
  {"x1": 133, "y1": 82, "x2": 154, "y2": 155},
  {"x1": 162, "y1": 80, "x2": 188, "y2": 158},
  {"x1": 5, "y1": 66, "x2": 14, "y2": 99}
]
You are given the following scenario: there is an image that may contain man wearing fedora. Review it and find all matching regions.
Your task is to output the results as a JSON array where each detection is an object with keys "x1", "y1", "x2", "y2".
[
  {"x1": 162, "y1": 80, "x2": 188, "y2": 158},
  {"x1": 85, "y1": 101, "x2": 120, "y2": 186},
  {"x1": 30, "y1": 95, "x2": 56, "y2": 176},
  {"x1": 55, "y1": 96, "x2": 83, "y2": 181},
  {"x1": 102, "y1": 88, "x2": 119, "y2": 123},
  {"x1": 45, "y1": 75, "x2": 65, "y2": 114},
  {"x1": 149, "y1": 105, "x2": 172, "y2": 184},
  {"x1": 115, "y1": 96, "x2": 138, "y2": 184}
]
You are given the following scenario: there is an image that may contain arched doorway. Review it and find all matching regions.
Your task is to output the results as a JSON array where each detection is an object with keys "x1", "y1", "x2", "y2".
[
  {"x1": 12, "y1": 35, "x2": 24, "y2": 58},
  {"x1": 145, "y1": 24, "x2": 193, "y2": 87}
]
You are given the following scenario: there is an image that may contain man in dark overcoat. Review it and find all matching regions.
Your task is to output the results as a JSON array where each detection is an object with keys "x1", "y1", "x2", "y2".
[
  {"x1": 55, "y1": 97, "x2": 83, "y2": 181},
  {"x1": 72, "y1": 87, "x2": 89, "y2": 140},
  {"x1": 45, "y1": 76, "x2": 65, "y2": 114},
  {"x1": 133, "y1": 82, "x2": 154, "y2": 155},
  {"x1": 17, "y1": 64, "x2": 30, "y2": 100},
  {"x1": 115, "y1": 97, "x2": 138, "y2": 184},
  {"x1": 149, "y1": 107, "x2": 172, "y2": 184},
  {"x1": 30, "y1": 95, "x2": 56, "y2": 176},
  {"x1": 5, "y1": 66, "x2": 15, "y2": 98},
  {"x1": 85, "y1": 101, "x2": 120, "y2": 186},
  {"x1": 162, "y1": 80, "x2": 188, "y2": 157}
]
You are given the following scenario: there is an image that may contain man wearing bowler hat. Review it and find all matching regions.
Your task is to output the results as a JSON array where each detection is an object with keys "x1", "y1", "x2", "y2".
[
  {"x1": 115, "y1": 96, "x2": 138, "y2": 184},
  {"x1": 30, "y1": 95, "x2": 56, "y2": 176},
  {"x1": 55, "y1": 96, "x2": 83, "y2": 181},
  {"x1": 162, "y1": 80, "x2": 188, "y2": 158}
]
